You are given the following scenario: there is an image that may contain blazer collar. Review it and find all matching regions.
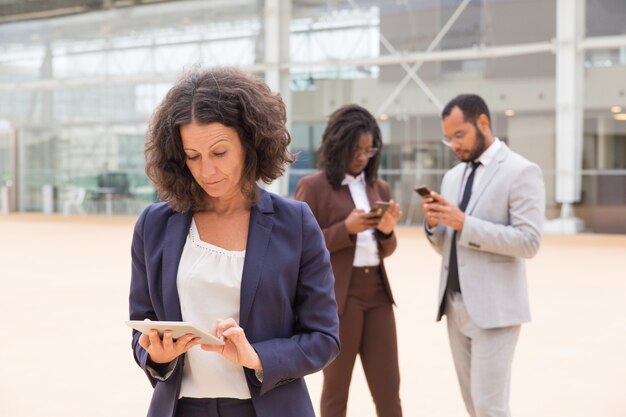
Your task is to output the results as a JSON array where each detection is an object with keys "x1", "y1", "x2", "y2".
[
  {"x1": 162, "y1": 189, "x2": 274, "y2": 329},
  {"x1": 339, "y1": 175, "x2": 379, "y2": 209},
  {"x1": 254, "y1": 187, "x2": 275, "y2": 215},
  {"x1": 160, "y1": 187, "x2": 276, "y2": 325},
  {"x1": 162, "y1": 209, "x2": 193, "y2": 321},
  {"x1": 240, "y1": 187, "x2": 274, "y2": 329},
  {"x1": 466, "y1": 142, "x2": 510, "y2": 214},
  {"x1": 341, "y1": 172, "x2": 366, "y2": 186},
  {"x1": 365, "y1": 181, "x2": 378, "y2": 208}
]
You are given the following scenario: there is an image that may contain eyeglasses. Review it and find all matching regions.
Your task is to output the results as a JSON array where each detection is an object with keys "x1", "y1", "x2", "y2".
[
  {"x1": 441, "y1": 122, "x2": 476, "y2": 147},
  {"x1": 353, "y1": 147, "x2": 379, "y2": 159}
]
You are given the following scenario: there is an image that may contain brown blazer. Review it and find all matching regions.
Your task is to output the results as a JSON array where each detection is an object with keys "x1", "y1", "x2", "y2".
[{"x1": 295, "y1": 172, "x2": 397, "y2": 315}]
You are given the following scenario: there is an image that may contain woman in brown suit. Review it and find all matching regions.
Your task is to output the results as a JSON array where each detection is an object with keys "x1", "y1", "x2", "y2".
[{"x1": 295, "y1": 104, "x2": 403, "y2": 417}]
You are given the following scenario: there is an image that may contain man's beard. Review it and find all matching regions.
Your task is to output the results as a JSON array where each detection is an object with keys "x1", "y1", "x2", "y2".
[{"x1": 460, "y1": 125, "x2": 488, "y2": 162}]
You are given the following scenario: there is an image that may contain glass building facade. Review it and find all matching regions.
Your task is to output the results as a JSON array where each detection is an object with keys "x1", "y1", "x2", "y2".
[{"x1": 0, "y1": 0, "x2": 625, "y2": 233}]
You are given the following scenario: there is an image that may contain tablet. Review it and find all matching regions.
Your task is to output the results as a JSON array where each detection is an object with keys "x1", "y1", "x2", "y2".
[{"x1": 126, "y1": 320, "x2": 225, "y2": 346}]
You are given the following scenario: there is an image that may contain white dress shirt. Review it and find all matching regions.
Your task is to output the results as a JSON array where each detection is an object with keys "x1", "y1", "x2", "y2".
[
  {"x1": 342, "y1": 173, "x2": 380, "y2": 267},
  {"x1": 457, "y1": 138, "x2": 502, "y2": 203},
  {"x1": 425, "y1": 138, "x2": 502, "y2": 236},
  {"x1": 176, "y1": 219, "x2": 251, "y2": 399}
]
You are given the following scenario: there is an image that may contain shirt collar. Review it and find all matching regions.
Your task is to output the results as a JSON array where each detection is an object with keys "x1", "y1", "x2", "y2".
[
  {"x1": 474, "y1": 137, "x2": 501, "y2": 167},
  {"x1": 341, "y1": 172, "x2": 366, "y2": 186}
]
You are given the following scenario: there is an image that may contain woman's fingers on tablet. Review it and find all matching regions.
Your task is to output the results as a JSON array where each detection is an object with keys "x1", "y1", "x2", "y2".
[
  {"x1": 201, "y1": 343, "x2": 221, "y2": 353},
  {"x1": 216, "y1": 318, "x2": 238, "y2": 336},
  {"x1": 222, "y1": 326, "x2": 245, "y2": 342},
  {"x1": 138, "y1": 333, "x2": 150, "y2": 350},
  {"x1": 162, "y1": 330, "x2": 175, "y2": 351},
  {"x1": 184, "y1": 336, "x2": 201, "y2": 351},
  {"x1": 176, "y1": 334, "x2": 198, "y2": 352},
  {"x1": 148, "y1": 329, "x2": 162, "y2": 348}
]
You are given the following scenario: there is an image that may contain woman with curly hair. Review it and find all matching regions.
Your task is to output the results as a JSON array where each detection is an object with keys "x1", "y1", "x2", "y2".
[
  {"x1": 295, "y1": 104, "x2": 403, "y2": 417},
  {"x1": 129, "y1": 67, "x2": 340, "y2": 417}
]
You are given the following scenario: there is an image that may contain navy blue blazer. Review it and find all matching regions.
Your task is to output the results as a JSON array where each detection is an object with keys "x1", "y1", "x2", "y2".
[{"x1": 129, "y1": 188, "x2": 340, "y2": 417}]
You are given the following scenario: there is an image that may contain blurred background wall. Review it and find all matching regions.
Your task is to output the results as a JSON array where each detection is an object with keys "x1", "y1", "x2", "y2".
[{"x1": 0, "y1": 0, "x2": 624, "y2": 233}]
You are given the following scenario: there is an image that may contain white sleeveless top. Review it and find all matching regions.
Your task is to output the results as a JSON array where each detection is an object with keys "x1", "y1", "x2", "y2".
[{"x1": 176, "y1": 219, "x2": 251, "y2": 399}]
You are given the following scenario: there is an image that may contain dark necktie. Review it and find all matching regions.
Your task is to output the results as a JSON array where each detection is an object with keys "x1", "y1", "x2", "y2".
[{"x1": 446, "y1": 161, "x2": 481, "y2": 295}]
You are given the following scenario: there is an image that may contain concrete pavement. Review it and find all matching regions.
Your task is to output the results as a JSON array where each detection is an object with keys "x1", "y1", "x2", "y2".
[{"x1": 1, "y1": 214, "x2": 624, "y2": 417}]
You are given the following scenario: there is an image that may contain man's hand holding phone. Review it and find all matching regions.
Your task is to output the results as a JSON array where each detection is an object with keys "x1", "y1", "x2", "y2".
[
  {"x1": 421, "y1": 192, "x2": 443, "y2": 229},
  {"x1": 414, "y1": 185, "x2": 433, "y2": 199},
  {"x1": 419, "y1": 188, "x2": 466, "y2": 231},
  {"x1": 416, "y1": 185, "x2": 445, "y2": 229}
]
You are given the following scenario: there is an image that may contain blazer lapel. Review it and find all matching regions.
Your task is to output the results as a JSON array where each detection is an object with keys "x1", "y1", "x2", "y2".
[
  {"x1": 466, "y1": 143, "x2": 509, "y2": 214},
  {"x1": 342, "y1": 184, "x2": 355, "y2": 208},
  {"x1": 162, "y1": 210, "x2": 193, "y2": 321},
  {"x1": 446, "y1": 164, "x2": 465, "y2": 205},
  {"x1": 239, "y1": 189, "x2": 274, "y2": 330}
]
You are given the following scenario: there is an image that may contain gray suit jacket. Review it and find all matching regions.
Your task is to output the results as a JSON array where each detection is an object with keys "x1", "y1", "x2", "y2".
[{"x1": 427, "y1": 143, "x2": 545, "y2": 329}]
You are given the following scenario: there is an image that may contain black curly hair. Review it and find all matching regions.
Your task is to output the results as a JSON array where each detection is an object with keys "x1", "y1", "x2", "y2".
[{"x1": 317, "y1": 104, "x2": 382, "y2": 188}]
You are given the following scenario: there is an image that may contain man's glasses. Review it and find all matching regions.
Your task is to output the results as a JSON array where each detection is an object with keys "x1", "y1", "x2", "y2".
[
  {"x1": 353, "y1": 147, "x2": 379, "y2": 159},
  {"x1": 441, "y1": 122, "x2": 476, "y2": 147}
]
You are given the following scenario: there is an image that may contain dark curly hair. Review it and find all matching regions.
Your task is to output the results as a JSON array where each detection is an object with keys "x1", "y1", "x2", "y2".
[
  {"x1": 317, "y1": 104, "x2": 383, "y2": 188},
  {"x1": 145, "y1": 66, "x2": 295, "y2": 212}
]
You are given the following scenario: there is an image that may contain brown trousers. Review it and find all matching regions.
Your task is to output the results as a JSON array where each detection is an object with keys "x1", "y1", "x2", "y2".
[{"x1": 320, "y1": 266, "x2": 402, "y2": 417}]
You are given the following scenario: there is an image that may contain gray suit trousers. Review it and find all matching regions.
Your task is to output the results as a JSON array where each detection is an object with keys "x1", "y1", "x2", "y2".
[{"x1": 446, "y1": 293, "x2": 521, "y2": 417}]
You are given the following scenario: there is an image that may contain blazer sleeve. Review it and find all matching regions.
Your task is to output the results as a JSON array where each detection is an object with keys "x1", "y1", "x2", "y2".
[
  {"x1": 323, "y1": 221, "x2": 357, "y2": 254},
  {"x1": 295, "y1": 176, "x2": 354, "y2": 254},
  {"x1": 425, "y1": 175, "x2": 449, "y2": 254},
  {"x1": 425, "y1": 222, "x2": 446, "y2": 255},
  {"x1": 458, "y1": 163, "x2": 545, "y2": 258},
  {"x1": 250, "y1": 203, "x2": 341, "y2": 396},
  {"x1": 128, "y1": 206, "x2": 179, "y2": 386}
]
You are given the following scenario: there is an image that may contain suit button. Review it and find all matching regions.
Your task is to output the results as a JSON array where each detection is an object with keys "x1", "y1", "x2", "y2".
[{"x1": 364, "y1": 267, "x2": 369, "y2": 273}]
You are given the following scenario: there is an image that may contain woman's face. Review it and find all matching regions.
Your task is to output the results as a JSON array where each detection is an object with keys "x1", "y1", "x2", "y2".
[
  {"x1": 180, "y1": 122, "x2": 245, "y2": 201},
  {"x1": 346, "y1": 131, "x2": 374, "y2": 176}
]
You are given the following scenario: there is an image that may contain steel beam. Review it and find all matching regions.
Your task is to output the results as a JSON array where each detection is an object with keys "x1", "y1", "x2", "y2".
[
  {"x1": 0, "y1": 41, "x2": 558, "y2": 93},
  {"x1": 579, "y1": 34, "x2": 626, "y2": 50},
  {"x1": 376, "y1": 0, "x2": 471, "y2": 116}
]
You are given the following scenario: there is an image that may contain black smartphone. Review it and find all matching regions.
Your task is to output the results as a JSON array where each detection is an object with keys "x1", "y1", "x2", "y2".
[
  {"x1": 370, "y1": 201, "x2": 390, "y2": 217},
  {"x1": 414, "y1": 185, "x2": 432, "y2": 197}
]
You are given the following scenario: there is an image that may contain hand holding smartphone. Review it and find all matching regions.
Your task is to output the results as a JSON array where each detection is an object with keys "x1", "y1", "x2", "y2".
[
  {"x1": 370, "y1": 201, "x2": 390, "y2": 217},
  {"x1": 414, "y1": 185, "x2": 433, "y2": 198}
]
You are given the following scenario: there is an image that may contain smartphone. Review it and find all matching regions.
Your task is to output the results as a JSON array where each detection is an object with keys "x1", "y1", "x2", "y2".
[
  {"x1": 370, "y1": 201, "x2": 390, "y2": 217},
  {"x1": 414, "y1": 185, "x2": 432, "y2": 198}
]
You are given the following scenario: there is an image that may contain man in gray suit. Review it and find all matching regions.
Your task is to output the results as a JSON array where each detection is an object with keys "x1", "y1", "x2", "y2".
[{"x1": 422, "y1": 94, "x2": 545, "y2": 417}]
